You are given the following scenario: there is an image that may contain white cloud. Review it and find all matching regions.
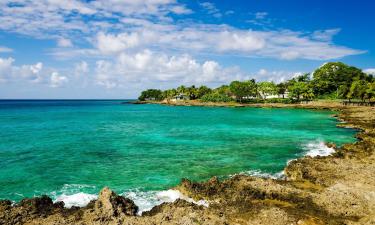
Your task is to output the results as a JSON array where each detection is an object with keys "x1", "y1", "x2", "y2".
[
  {"x1": 95, "y1": 60, "x2": 118, "y2": 88},
  {"x1": 90, "y1": 49, "x2": 307, "y2": 89},
  {"x1": 96, "y1": 32, "x2": 140, "y2": 54},
  {"x1": 0, "y1": 1, "x2": 364, "y2": 61},
  {"x1": 247, "y1": 12, "x2": 272, "y2": 26},
  {"x1": 364, "y1": 68, "x2": 375, "y2": 75},
  {"x1": 254, "y1": 69, "x2": 303, "y2": 83},
  {"x1": 17, "y1": 62, "x2": 44, "y2": 82},
  {"x1": 200, "y1": 2, "x2": 222, "y2": 18},
  {"x1": 312, "y1": 29, "x2": 341, "y2": 42},
  {"x1": 0, "y1": 0, "x2": 191, "y2": 39},
  {"x1": 93, "y1": 49, "x2": 248, "y2": 88},
  {"x1": 91, "y1": 27, "x2": 362, "y2": 60},
  {"x1": 50, "y1": 72, "x2": 68, "y2": 88},
  {"x1": 57, "y1": 38, "x2": 73, "y2": 47},
  {"x1": 0, "y1": 46, "x2": 13, "y2": 53},
  {"x1": 74, "y1": 61, "x2": 89, "y2": 76},
  {"x1": 215, "y1": 31, "x2": 266, "y2": 52},
  {"x1": 0, "y1": 57, "x2": 14, "y2": 82},
  {"x1": 0, "y1": 57, "x2": 67, "y2": 87}
]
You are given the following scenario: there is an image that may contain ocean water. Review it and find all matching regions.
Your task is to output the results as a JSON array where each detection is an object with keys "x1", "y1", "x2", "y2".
[{"x1": 0, "y1": 100, "x2": 356, "y2": 212}]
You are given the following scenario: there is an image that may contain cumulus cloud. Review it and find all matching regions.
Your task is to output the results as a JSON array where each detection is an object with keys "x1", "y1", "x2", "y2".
[
  {"x1": 93, "y1": 49, "x2": 248, "y2": 89},
  {"x1": 0, "y1": 57, "x2": 67, "y2": 87},
  {"x1": 50, "y1": 72, "x2": 68, "y2": 87},
  {"x1": 91, "y1": 27, "x2": 362, "y2": 60},
  {"x1": 17, "y1": 62, "x2": 44, "y2": 82},
  {"x1": 96, "y1": 32, "x2": 140, "y2": 54},
  {"x1": 254, "y1": 69, "x2": 303, "y2": 83},
  {"x1": 90, "y1": 49, "x2": 308, "y2": 90}
]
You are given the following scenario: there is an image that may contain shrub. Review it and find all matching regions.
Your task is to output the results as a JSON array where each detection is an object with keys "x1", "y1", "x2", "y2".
[{"x1": 201, "y1": 93, "x2": 233, "y2": 102}]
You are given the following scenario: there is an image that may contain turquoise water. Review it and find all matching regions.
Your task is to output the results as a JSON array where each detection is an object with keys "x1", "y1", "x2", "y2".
[{"x1": 0, "y1": 100, "x2": 356, "y2": 209}]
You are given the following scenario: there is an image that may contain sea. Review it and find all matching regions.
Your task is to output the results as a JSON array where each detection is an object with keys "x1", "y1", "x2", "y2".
[{"x1": 0, "y1": 100, "x2": 357, "y2": 212}]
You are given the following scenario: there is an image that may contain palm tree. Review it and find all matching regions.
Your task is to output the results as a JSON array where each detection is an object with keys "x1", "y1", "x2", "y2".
[{"x1": 177, "y1": 85, "x2": 187, "y2": 95}]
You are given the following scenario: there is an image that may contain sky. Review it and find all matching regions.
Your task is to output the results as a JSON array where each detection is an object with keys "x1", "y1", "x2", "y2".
[{"x1": 0, "y1": 0, "x2": 374, "y2": 99}]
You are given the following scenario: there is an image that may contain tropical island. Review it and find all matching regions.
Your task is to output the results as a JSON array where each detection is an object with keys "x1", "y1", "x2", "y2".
[{"x1": 138, "y1": 62, "x2": 375, "y2": 106}]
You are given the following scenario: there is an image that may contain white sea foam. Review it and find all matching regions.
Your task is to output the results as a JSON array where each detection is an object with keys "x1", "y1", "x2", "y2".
[
  {"x1": 55, "y1": 192, "x2": 97, "y2": 208},
  {"x1": 52, "y1": 185, "x2": 208, "y2": 215},
  {"x1": 51, "y1": 184, "x2": 98, "y2": 208},
  {"x1": 123, "y1": 189, "x2": 209, "y2": 215},
  {"x1": 303, "y1": 140, "x2": 335, "y2": 157},
  {"x1": 235, "y1": 169, "x2": 285, "y2": 179}
]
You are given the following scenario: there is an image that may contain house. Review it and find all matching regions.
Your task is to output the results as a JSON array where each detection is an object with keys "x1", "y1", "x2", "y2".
[
  {"x1": 259, "y1": 91, "x2": 290, "y2": 99},
  {"x1": 171, "y1": 94, "x2": 190, "y2": 102}
]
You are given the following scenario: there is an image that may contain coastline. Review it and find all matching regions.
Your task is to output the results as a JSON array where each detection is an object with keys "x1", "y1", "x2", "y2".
[{"x1": 1, "y1": 102, "x2": 374, "y2": 224}]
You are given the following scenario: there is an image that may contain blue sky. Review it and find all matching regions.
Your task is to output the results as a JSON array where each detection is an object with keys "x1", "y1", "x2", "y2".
[{"x1": 0, "y1": 0, "x2": 374, "y2": 99}]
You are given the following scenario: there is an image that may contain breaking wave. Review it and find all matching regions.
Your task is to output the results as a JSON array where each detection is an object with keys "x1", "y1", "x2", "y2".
[
  {"x1": 303, "y1": 140, "x2": 335, "y2": 157},
  {"x1": 51, "y1": 185, "x2": 208, "y2": 215}
]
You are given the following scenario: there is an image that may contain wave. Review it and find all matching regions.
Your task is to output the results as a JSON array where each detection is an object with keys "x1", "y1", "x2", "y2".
[
  {"x1": 51, "y1": 185, "x2": 208, "y2": 215},
  {"x1": 55, "y1": 192, "x2": 97, "y2": 208},
  {"x1": 50, "y1": 140, "x2": 334, "y2": 212},
  {"x1": 50, "y1": 184, "x2": 98, "y2": 208},
  {"x1": 123, "y1": 189, "x2": 208, "y2": 215},
  {"x1": 232, "y1": 140, "x2": 336, "y2": 180},
  {"x1": 302, "y1": 140, "x2": 335, "y2": 157},
  {"x1": 233, "y1": 169, "x2": 285, "y2": 179}
]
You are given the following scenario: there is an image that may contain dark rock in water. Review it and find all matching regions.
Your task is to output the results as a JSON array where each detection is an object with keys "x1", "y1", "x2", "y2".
[{"x1": 94, "y1": 187, "x2": 138, "y2": 217}]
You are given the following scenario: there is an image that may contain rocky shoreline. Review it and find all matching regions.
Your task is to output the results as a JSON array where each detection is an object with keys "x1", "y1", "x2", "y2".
[{"x1": 1, "y1": 102, "x2": 374, "y2": 225}]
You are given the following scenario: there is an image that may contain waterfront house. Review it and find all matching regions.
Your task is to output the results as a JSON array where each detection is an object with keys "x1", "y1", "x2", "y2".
[{"x1": 171, "y1": 94, "x2": 190, "y2": 101}]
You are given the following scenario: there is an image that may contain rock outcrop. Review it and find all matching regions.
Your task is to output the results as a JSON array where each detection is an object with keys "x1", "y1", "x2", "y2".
[{"x1": 94, "y1": 187, "x2": 138, "y2": 218}]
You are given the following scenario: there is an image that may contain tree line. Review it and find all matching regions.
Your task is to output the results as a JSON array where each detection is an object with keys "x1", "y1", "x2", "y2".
[{"x1": 138, "y1": 62, "x2": 375, "y2": 103}]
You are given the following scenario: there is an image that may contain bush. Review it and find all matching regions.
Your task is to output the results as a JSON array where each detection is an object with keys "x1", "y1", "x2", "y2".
[
  {"x1": 316, "y1": 92, "x2": 339, "y2": 100},
  {"x1": 138, "y1": 89, "x2": 163, "y2": 101},
  {"x1": 200, "y1": 93, "x2": 233, "y2": 102},
  {"x1": 242, "y1": 98, "x2": 297, "y2": 104}
]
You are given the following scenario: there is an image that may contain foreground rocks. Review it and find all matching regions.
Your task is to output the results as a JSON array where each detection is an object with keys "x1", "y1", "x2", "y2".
[{"x1": 1, "y1": 104, "x2": 374, "y2": 224}]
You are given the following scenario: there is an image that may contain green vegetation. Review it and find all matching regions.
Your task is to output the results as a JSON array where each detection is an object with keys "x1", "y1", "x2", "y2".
[
  {"x1": 138, "y1": 89, "x2": 163, "y2": 101},
  {"x1": 138, "y1": 62, "x2": 375, "y2": 103},
  {"x1": 201, "y1": 92, "x2": 233, "y2": 102},
  {"x1": 229, "y1": 80, "x2": 257, "y2": 103}
]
